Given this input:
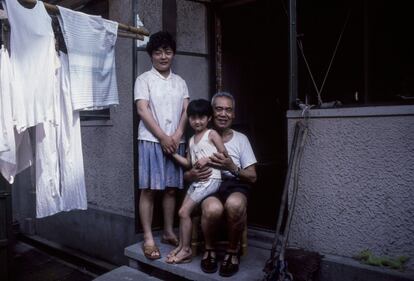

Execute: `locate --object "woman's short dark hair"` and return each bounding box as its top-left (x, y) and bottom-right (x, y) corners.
top-left (146, 31), bottom-right (176, 56)
top-left (187, 99), bottom-right (213, 118)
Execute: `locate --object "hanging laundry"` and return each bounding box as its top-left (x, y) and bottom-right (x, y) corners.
top-left (57, 6), bottom-right (119, 111)
top-left (0, 46), bottom-right (33, 184)
top-left (36, 52), bottom-right (87, 218)
top-left (0, 48), bottom-right (9, 153)
top-left (0, 46), bottom-right (12, 154)
top-left (0, 92), bottom-right (9, 153)
top-left (3, 0), bottom-right (57, 132)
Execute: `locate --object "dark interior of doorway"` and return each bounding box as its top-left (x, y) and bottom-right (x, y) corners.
top-left (219, 0), bottom-right (289, 230)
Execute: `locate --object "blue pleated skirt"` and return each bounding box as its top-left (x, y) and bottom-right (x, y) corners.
top-left (138, 140), bottom-right (185, 190)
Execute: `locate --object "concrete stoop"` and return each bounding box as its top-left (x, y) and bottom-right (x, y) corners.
top-left (124, 236), bottom-right (269, 281)
top-left (122, 231), bottom-right (414, 281)
top-left (93, 265), bottom-right (162, 281)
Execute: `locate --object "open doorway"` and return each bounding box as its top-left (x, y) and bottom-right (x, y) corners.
top-left (217, 0), bottom-right (289, 230)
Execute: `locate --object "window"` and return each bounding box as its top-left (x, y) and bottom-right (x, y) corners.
top-left (79, 109), bottom-right (110, 121)
top-left (297, 0), bottom-right (414, 106)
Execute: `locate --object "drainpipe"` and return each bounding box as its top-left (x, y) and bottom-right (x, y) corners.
top-left (288, 0), bottom-right (298, 109)
top-left (0, 18), bottom-right (12, 281)
top-left (132, 0), bottom-right (139, 232)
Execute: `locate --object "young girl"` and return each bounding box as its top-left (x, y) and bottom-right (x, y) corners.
top-left (166, 99), bottom-right (227, 264)
top-left (135, 31), bottom-right (189, 260)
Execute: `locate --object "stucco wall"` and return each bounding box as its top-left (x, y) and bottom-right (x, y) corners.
top-left (176, 0), bottom-right (208, 54)
top-left (287, 105), bottom-right (414, 270)
top-left (137, 0), bottom-right (162, 34)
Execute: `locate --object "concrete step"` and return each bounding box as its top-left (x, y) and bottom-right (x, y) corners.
top-left (125, 236), bottom-right (269, 281)
top-left (93, 266), bottom-right (162, 281)
top-left (124, 232), bottom-right (414, 281)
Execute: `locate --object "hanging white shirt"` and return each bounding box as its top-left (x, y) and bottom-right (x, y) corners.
top-left (134, 68), bottom-right (189, 143)
top-left (57, 6), bottom-right (119, 111)
top-left (35, 52), bottom-right (87, 218)
top-left (0, 46), bottom-right (33, 184)
top-left (4, 0), bottom-right (57, 132)
top-left (0, 47), bottom-right (10, 153)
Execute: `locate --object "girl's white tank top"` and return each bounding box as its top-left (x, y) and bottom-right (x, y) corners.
top-left (189, 129), bottom-right (221, 180)
top-left (4, 0), bottom-right (57, 132)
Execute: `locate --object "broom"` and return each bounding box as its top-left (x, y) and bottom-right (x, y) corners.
top-left (263, 121), bottom-right (308, 281)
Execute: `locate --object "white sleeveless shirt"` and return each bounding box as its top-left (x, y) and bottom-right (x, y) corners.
top-left (4, 0), bottom-right (57, 132)
top-left (189, 129), bottom-right (221, 180)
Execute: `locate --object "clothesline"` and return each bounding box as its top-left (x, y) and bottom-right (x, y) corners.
top-left (19, 0), bottom-right (150, 40)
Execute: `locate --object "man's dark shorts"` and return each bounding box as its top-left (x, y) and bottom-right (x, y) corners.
top-left (205, 178), bottom-right (251, 203)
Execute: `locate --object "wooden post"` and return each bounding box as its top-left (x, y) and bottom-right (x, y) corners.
top-left (18, 0), bottom-right (150, 38)
top-left (215, 12), bottom-right (223, 92)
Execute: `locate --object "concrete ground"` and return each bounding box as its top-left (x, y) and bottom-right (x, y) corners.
top-left (11, 242), bottom-right (96, 281)
top-left (9, 233), bottom-right (414, 281)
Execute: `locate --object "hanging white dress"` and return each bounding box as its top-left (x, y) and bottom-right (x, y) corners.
top-left (57, 52), bottom-right (87, 215)
top-left (0, 46), bottom-right (33, 184)
top-left (4, 0), bottom-right (57, 132)
top-left (57, 6), bottom-right (119, 111)
top-left (35, 52), bottom-right (87, 218)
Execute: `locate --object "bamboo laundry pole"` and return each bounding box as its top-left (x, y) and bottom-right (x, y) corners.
top-left (19, 0), bottom-right (150, 40)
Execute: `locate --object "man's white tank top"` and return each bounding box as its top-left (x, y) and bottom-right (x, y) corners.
top-left (4, 0), bottom-right (57, 132)
top-left (189, 129), bottom-right (221, 180)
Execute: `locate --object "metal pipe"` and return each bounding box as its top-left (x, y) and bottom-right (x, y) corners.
top-left (288, 0), bottom-right (298, 109)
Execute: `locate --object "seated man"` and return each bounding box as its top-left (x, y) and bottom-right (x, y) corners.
top-left (184, 92), bottom-right (257, 277)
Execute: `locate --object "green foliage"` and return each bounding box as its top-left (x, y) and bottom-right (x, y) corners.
top-left (354, 250), bottom-right (409, 271)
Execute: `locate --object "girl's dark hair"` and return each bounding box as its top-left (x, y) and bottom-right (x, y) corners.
top-left (146, 31), bottom-right (176, 56)
top-left (187, 99), bottom-right (213, 118)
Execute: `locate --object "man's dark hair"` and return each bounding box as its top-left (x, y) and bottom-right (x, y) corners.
top-left (187, 99), bottom-right (213, 118)
top-left (146, 31), bottom-right (176, 56)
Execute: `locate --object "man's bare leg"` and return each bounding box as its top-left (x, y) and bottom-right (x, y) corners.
top-left (224, 192), bottom-right (247, 261)
top-left (201, 196), bottom-right (224, 252)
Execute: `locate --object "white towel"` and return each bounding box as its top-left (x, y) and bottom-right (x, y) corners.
top-left (57, 6), bottom-right (119, 111)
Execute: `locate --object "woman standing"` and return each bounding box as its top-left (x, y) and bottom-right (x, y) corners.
top-left (134, 31), bottom-right (189, 260)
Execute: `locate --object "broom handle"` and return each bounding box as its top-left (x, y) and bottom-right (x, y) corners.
top-left (280, 123), bottom-right (307, 259)
top-left (269, 121), bottom-right (301, 258)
